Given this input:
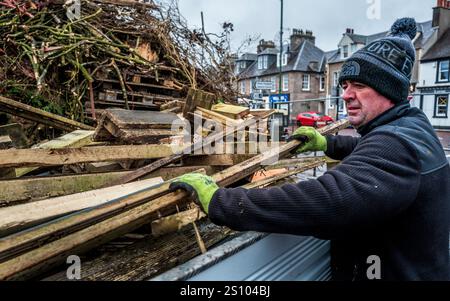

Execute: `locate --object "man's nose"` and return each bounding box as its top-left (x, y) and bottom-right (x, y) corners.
top-left (342, 87), bottom-right (355, 102)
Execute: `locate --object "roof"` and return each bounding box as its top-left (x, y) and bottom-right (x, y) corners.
top-left (415, 20), bottom-right (435, 48)
top-left (238, 40), bottom-right (326, 79)
top-left (258, 48), bottom-right (279, 56)
top-left (421, 28), bottom-right (450, 61)
top-left (327, 20), bottom-right (434, 64)
top-left (236, 53), bottom-right (257, 62)
top-left (348, 34), bottom-right (367, 44)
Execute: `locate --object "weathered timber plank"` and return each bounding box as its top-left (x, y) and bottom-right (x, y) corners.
top-left (151, 207), bottom-right (206, 237)
top-left (0, 144), bottom-right (186, 168)
top-left (15, 130), bottom-right (95, 177)
top-left (0, 177), bottom-right (164, 235)
top-left (103, 109), bottom-right (182, 130)
top-left (211, 103), bottom-right (249, 120)
top-left (0, 96), bottom-right (93, 132)
top-left (0, 166), bottom-right (217, 207)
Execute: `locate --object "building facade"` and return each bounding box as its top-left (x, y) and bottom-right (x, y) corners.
top-left (413, 0), bottom-right (450, 131)
top-left (235, 30), bottom-right (327, 122)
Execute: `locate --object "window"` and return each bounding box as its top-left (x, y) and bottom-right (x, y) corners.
top-left (277, 53), bottom-right (289, 67)
top-left (258, 57), bottom-right (263, 70)
top-left (249, 79), bottom-right (254, 94)
top-left (302, 74), bottom-right (310, 91)
top-left (437, 60), bottom-right (449, 82)
top-left (282, 53), bottom-right (288, 66)
top-left (333, 72), bottom-right (339, 87)
top-left (258, 56), bottom-right (268, 70)
top-left (271, 76), bottom-right (277, 92)
top-left (320, 76), bottom-right (325, 91)
top-left (343, 45), bottom-right (349, 58)
top-left (282, 74), bottom-right (289, 91)
top-left (434, 95), bottom-right (448, 118)
top-left (240, 81), bottom-right (246, 94)
top-left (351, 44), bottom-right (357, 53)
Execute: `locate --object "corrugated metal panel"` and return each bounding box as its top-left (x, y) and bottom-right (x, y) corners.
top-left (151, 232), bottom-right (330, 281)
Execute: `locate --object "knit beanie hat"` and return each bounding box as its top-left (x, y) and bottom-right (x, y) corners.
top-left (338, 18), bottom-right (417, 103)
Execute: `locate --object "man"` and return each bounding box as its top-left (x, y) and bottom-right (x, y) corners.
top-left (170, 18), bottom-right (450, 281)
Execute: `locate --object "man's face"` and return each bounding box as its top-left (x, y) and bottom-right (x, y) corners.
top-left (341, 80), bottom-right (395, 128)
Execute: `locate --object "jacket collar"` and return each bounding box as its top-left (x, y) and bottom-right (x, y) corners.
top-left (357, 101), bottom-right (411, 137)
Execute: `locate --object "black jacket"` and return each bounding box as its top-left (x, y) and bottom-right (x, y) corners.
top-left (209, 103), bottom-right (450, 281)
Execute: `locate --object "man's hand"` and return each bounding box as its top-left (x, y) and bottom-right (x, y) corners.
top-left (169, 173), bottom-right (219, 214)
top-left (290, 126), bottom-right (327, 154)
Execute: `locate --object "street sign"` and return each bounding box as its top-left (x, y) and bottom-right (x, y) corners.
top-left (269, 94), bottom-right (290, 103)
top-left (254, 81), bottom-right (275, 90)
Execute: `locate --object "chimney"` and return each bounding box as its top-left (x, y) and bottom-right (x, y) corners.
top-left (290, 29), bottom-right (316, 51)
top-left (257, 39), bottom-right (276, 54)
top-left (346, 28), bottom-right (354, 34)
top-left (433, 0), bottom-right (450, 38)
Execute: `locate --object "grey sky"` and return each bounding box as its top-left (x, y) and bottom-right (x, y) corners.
top-left (178, 0), bottom-right (436, 53)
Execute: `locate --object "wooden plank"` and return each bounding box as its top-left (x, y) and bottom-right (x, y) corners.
top-left (151, 207), bottom-right (206, 237)
top-left (211, 103), bottom-right (250, 120)
top-left (0, 171), bottom-right (131, 207)
top-left (0, 144), bottom-right (187, 168)
top-left (15, 130), bottom-right (95, 177)
top-left (0, 177), bottom-right (164, 235)
top-left (182, 88), bottom-right (196, 118)
top-left (0, 120), bottom-right (349, 280)
top-left (0, 166), bottom-right (215, 207)
top-left (160, 100), bottom-right (183, 111)
top-left (196, 107), bottom-right (239, 126)
top-left (0, 96), bottom-right (93, 132)
top-left (181, 154), bottom-right (256, 167)
top-left (102, 109), bottom-right (181, 130)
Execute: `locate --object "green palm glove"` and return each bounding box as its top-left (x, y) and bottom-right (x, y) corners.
top-left (290, 126), bottom-right (327, 153)
top-left (169, 173), bottom-right (219, 214)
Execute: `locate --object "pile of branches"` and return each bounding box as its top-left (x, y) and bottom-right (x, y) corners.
top-left (0, 0), bottom-right (240, 122)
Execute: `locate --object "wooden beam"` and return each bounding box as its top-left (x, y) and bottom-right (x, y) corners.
top-left (181, 154), bottom-right (255, 167)
top-left (0, 177), bottom-right (164, 235)
top-left (15, 130), bottom-right (95, 177)
top-left (196, 107), bottom-right (239, 126)
top-left (151, 207), bottom-right (206, 237)
top-left (0, 96), bottom-right (93, 132)
top-left (0, 166), bottom-right (215, 207)
top-left (211, 103), bottom-right (249, 120)
top-left (0, 144), bottom-right (187, 168)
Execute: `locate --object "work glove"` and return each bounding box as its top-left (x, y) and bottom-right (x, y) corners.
top-left (289, 126), bottom-right (327, 154)
top-left (169, 173), bottom-right (219, 214)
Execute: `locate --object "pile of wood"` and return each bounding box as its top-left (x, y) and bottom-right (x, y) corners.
top-left (0, 95), bottom-right (349, 279)
top-left (0, 0), bottom-right (239, 137)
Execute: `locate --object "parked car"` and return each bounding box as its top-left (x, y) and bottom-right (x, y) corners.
top-left (296, 112), bottom-right (334, 128)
